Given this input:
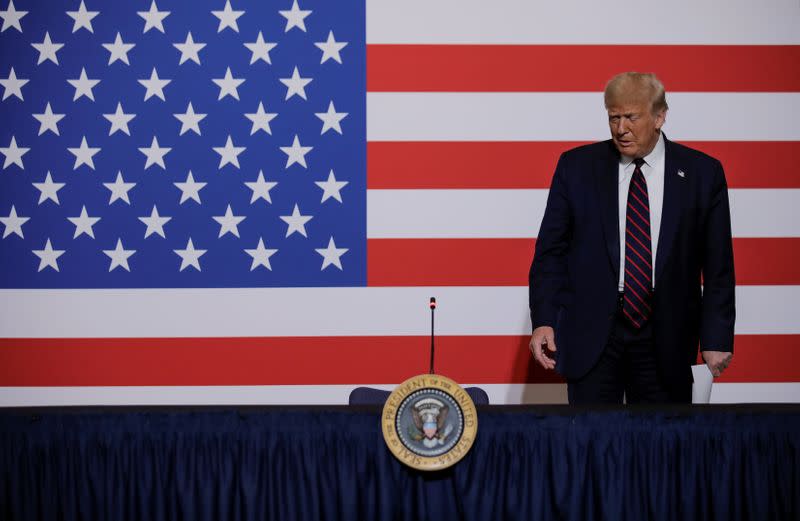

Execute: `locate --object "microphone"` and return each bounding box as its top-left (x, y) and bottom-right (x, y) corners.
top-left (429, 297), bottom-right (436, 374)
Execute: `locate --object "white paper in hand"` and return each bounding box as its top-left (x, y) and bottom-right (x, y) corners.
top-left (691, 364), bottom-right (714, 404)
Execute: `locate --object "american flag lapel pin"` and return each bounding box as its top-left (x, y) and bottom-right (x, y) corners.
top-left (678, 169), bottom-right (686, 178)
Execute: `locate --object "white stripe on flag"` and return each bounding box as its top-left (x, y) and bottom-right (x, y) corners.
top-left (366, 0), bottom-right (800, 45)
top-left (0, 384), bottom-right (564, 406)
top-left (367, 93), bottom-right (800, 141)
top-left (367, 189), bottom-right (800, 239)
top-left (367, 189), bottom-right (546, 239)
top-left (1, 383), bottom-right (797, 406)
top-left (1, 286), bottom-right (798, 337)
top-left (709, 383), bottom-right (800, 404)
top-left (729, 189), bottom-right (800, 238)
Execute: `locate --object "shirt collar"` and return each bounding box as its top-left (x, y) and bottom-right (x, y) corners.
top-left (620, 132), bottom-right (665, 169)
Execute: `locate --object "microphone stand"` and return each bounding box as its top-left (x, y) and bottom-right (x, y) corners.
top-left (429, 297), bottom-right (436, 374)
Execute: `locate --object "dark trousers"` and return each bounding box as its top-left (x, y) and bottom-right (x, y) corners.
top-left (567, 296), bottom-right (673, 405)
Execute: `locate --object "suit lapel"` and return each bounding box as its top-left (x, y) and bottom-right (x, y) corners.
top-left (655, 137), bottom-right (683, 284)
top-left (596, 142), bottom-right (621, 280)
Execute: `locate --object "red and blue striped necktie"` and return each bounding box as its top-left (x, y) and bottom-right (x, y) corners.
top-left (623, 158), bottom-right (653, 328)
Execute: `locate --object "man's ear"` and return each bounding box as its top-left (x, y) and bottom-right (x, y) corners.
top-left (655, 109), bottom-right (667, 131)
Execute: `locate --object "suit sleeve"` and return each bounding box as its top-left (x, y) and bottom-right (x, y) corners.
top-left (700, 159), bottom-right (736, 352)
top-left (529, 153), bottom-right (572, 330)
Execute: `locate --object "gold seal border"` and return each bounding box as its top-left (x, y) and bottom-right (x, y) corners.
top-left (381, 373), bottom-right (478, 471)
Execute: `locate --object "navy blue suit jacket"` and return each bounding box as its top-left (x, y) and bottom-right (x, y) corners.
top-left (528, 137), bottom-right (735, 399)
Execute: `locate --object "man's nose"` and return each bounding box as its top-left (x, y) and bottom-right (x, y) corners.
top-left (615, 119), bottom-right (628, 135)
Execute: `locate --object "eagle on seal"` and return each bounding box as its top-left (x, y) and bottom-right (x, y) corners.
top-left (408, 398), bottom-right (453, 446)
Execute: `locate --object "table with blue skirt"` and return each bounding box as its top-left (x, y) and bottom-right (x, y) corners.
top-left (1, 404), bottom-right (798, 521)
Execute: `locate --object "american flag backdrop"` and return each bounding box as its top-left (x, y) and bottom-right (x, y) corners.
top-left (0, 0), bottom-right (798, 405)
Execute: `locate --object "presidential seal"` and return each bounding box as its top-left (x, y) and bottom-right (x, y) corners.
top-left (382, 374), bottom-right (478, 471)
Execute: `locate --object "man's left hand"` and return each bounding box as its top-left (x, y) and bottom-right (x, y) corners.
top-left (702, 350), bottom-right (733, 377)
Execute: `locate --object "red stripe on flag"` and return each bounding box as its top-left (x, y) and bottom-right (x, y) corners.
top-left (699, 335), bottom-right (800, 383)
top-left (368, 238), bottom-right (536, 286)
top-left (437, 336), bottom-right (563, 384)
top-left (0, 336), bottom-right (559, 386)
top-left (367, 45), bottom-right (800, 92)
top-left (368, 142), bottom-right (800, 189)
top-left (734, 238), bottom-right (800, 285)
top-left (690, 142), bottom-right (800, 189)
top-left (367, 238), bottom-right (800, 286)
top-left (0, 337), bottom-right (429, 386)
top-left (1, 335), bottom-right (797, 386)
top-left (368, 142), bottom-right (570, 189)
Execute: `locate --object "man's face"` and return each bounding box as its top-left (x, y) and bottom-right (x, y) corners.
top-left (607, 100), bottom-right (666, 159)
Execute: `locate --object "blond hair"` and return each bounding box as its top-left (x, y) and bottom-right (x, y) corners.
top-left (604, 72), bottom-right (668, 114)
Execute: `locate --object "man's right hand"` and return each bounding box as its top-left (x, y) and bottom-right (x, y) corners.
top-left (529, 326), bottom-right (557, 370)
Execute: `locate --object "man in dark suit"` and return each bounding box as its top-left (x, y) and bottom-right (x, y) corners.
top-left (528, 72), bottom-right (735, 404)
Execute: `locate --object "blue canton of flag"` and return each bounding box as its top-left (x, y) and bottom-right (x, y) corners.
top-left (0, 0), bottom-right (366, 288)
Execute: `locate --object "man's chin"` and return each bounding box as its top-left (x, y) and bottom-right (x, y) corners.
top-left (614, 141), bottom-right (636, 157)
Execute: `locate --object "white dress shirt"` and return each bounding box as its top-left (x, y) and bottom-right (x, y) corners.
top-left (618, 132), bottom-right (665, 291)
